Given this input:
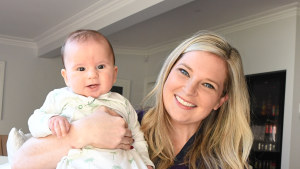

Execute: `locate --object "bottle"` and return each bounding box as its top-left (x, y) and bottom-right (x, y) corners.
top-left (261, 100), bottom-right (267, 116)
top-left (265, 123), bottom-right (270, 143)
top-left (258, 160), bottom-right (262, 169)
top-left (268, 123), bottom-right (273, 142)
top-left (271, 105), bottom-right (276, 120)
top-left (275, 105), bottom-right (280, 121)
top-left (257, 142), bottom-right (262, 151)
top-left (272, 124), bottom-right (277, 142)
top-left (270, 161), bottom-right (276, 169)
top-left (266, 95), bottom-right (272, 117)
top-left (266, 160), bottom-right (270, 169)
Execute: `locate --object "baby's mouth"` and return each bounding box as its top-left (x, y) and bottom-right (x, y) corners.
top-left (87, 84), bottom-right (99, 89)
top-left (175, 95), bottom-right (196, 107)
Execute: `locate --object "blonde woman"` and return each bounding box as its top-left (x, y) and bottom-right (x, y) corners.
top-left (141, 31), bottom-right (253, 169)
top-left (12, 31), bottom-right (252, 169)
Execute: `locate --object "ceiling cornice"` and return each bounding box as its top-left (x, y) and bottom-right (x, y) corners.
top-left (0, 35), bottom-right (36, 49)
top-left (1, 1), bottom-right (297, 58)
top-left (36, 0), bottom-right (166, 58)
top-left (0, 0), bottom-right (193, 58)
top-left (36, 0), bottom-right (193, 58)
top-left (114, 2), bottom-right (299, 57)
top-left (215, 2), bottom-right (299, 35)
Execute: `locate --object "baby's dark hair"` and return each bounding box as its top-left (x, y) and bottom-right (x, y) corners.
top-left (61, 29), bottom-right (115, 68)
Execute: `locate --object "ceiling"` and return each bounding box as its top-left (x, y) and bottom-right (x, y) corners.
top-left (108, 0), bottom-right (300, 49)
top-left (0, 0), bottom-right (299, 57)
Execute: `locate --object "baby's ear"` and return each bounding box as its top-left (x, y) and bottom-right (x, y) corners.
top-left (61, 69), bottom-right (69, 86)
top-left (113, 66), bottom-right (118, 83)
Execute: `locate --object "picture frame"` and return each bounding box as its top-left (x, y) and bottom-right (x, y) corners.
top-left (111, 79), bottom-right (131, 99)
top-left (0, 61), bottom-right (5, 120)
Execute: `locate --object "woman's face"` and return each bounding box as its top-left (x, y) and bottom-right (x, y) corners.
top-left (163, 51), bottom-right (228, 129)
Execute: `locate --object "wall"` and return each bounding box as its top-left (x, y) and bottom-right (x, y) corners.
top-left (114, 51), bottom-right (146, 108)
top-left (290, 13), bottom-right (300, 169)
top-left (223, 17), bottom-right (297, 169)
top-left (0, 43), bottom-right (64, 134)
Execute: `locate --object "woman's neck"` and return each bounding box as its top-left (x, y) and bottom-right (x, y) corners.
top-left (170, 122), bottom-right (199, 155)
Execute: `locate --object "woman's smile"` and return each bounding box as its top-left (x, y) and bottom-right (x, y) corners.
top-left (175, 95), bottom-right (196, 108)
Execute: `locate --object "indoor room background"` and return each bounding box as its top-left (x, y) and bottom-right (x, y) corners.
top-left (0, 1), bottom-right (300, 168)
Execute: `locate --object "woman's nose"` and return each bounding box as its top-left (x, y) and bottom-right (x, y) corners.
top-left (183, 80), bottom-right (197, 96)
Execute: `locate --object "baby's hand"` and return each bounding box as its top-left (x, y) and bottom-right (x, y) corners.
top-left (147, 165), bottom-right (153, 169)
top-left (48, 115), bottom-right (71, 137)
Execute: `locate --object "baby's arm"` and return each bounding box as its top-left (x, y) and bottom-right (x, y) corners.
top-left (125, 101), bottom-right (155, 168)
top-left (28, 90), bottom-right (60, 137)
top-left (48, 115), bottom-right (71, 137)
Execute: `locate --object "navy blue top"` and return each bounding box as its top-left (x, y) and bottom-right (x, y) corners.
top-left (137, 110), bottom-right (199, 169)
top-left (169, 130), bottom-right (197, 169)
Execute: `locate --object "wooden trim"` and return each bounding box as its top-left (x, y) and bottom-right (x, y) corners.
top-left (0, 135), bottom-right (8, 156)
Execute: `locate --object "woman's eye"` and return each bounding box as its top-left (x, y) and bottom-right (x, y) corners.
top-left (77, 67), bottom-right (85, 71)
top-left (203, 83), bottom-right (214, 89)
top-left (179, 68), bottom-right (189, 77)
top-left (97, 65), bottom-right (104, 69)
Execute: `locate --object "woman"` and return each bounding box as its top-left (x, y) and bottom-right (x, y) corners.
top-left (141, 31), bottom-right (253, 169)
top-left (12, 31), bottom-right (252, 169)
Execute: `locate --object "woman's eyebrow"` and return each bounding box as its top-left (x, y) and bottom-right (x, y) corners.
top-left (178, 63), bottom-right (193, 72)
top-left (178, 63), bottom-right (221, 88)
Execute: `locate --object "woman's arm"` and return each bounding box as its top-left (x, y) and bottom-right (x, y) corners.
top-left (11, 107), bottom-right (133, 169)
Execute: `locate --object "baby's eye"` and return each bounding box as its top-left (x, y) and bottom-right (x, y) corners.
top-left (97, 65), bottom-right (104, 69)
top-left (77, 67), bottom-right (85, 71)
top-left (203, 83), bottom-right (215, 89)
top-left (179, 68), bottom-right (189, 77)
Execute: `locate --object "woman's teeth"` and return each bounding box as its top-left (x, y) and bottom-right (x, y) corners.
top-left (175, 95), bottom-right (196, 107)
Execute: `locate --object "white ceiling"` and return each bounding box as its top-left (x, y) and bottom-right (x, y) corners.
top-left (0, 0), bottom-right (299, 57)
top-left (108, 0), bottom-right (300, 48)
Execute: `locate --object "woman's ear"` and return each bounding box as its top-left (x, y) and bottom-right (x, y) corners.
top-left (213, 94), bottom-right (229, 110)
top-left (61, 69), bottom-right (69, 86)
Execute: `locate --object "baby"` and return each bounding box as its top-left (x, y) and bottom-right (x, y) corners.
top-left (28, 29), bottom-right (154, 169)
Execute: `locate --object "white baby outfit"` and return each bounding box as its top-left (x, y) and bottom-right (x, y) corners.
top-left (28, 87), bottom-right (153, 169)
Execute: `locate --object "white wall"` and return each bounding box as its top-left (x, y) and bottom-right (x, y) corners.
top-left (114, 51), bottom-right (146, 108)
top-left (289, 14), bottom-right (300, 169)
top-left (0, 43), bottom-right (65, 134)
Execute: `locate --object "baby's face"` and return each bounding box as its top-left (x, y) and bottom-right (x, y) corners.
top-left (61, 39), bottom-right (117, 98)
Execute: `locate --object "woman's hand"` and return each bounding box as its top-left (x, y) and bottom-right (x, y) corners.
top-left (71, 106), bottom-right (134, 150)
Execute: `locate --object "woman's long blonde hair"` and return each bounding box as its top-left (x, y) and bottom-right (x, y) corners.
top-left (141, 31), bottom-right (253, 169)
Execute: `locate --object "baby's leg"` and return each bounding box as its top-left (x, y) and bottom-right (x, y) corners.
top-left (56, 148), bottom-right (148, 169)
top-left (6, 128), bottom-right (32, 164)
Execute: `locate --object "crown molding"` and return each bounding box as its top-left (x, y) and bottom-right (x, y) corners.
top-left (0, 1), bottom-right (298, 58)
top-left (35, 0), bottom-right (139, 47)
top-left (114, 2), bottom-right (299, 57)
top-left (0, 34), bottom-right (37, 49)
top-left (35, 0), bottom-right (193, 58)
top-left (214, 2), bottom-right (299, 34)
top-left (35, 0), bottom-right (171, 57)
